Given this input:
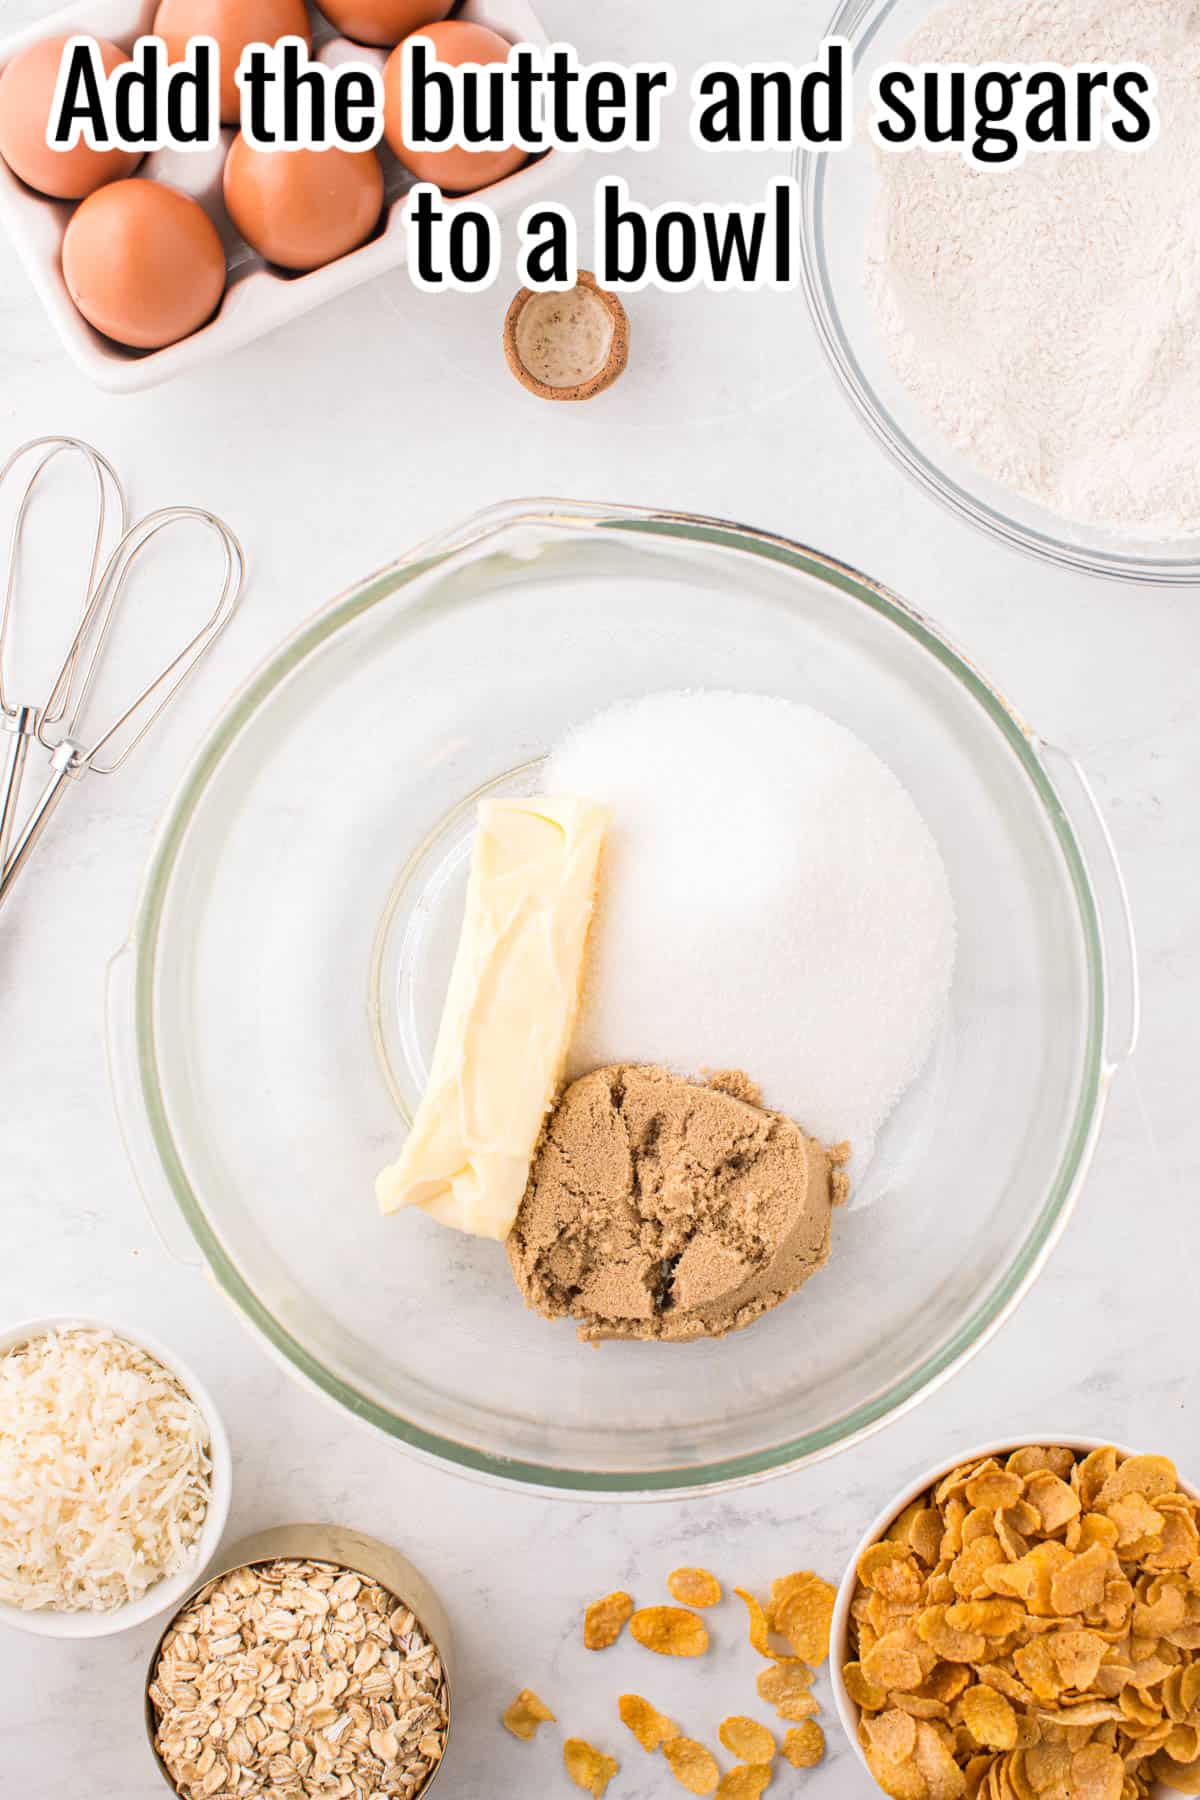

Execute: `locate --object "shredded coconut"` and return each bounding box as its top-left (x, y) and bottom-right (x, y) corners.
top-left (0, 1327), bottom-right (212, 1612)
top-left (867, 0), bottom-right (1200, 535)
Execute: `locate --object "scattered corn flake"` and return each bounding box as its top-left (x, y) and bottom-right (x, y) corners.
top-left (564, 1738), bottom-right (619, 1798)
top-left (502, 1687), bottom-right (556, 1740)
top-left (718, 1716), bottom-right (775, 1764)
top-left (629, 1605), bottom-right (709, 1657)
top-left (780, 1721), bottom-right (825, 1768)
top-left (735, 1588), bottom-right (778, 1660)
top-left (618, 1693), bottom-right (679, 1752)
top-left (584, 1590), bottom-right (634, 1650)
top-left (775, 1692), bottom-right (820, 1722)
top-left (663, 1735), bottom-right (721, 1794)
top-left (716, 1767), bottom-right (772, 1799)
top-left (769, 1570), bottom-right (820, 1620)
top-left (772, 1574), bottom-right (837, 1665)
top-left (756, 1661), bottom-right (814, 1706)
top-left (668, 1567), bottom-right (723, 1608)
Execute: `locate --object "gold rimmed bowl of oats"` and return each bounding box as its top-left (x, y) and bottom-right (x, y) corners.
top-left (145, 1525), bottom-right (453, 1800)
top-left (832, 1437), bottom-right (1200, 1800)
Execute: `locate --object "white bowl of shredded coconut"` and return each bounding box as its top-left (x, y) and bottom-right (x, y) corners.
top-left (0, 1317), bottom-right (231, 1637)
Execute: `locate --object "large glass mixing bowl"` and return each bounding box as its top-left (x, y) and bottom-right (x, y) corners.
top-left (107, 502), bottom-right (1137, 1497)
top-left (797, 0), bottom-right (1200, 585)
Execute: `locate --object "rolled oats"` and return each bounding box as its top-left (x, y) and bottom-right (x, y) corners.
top-left (149, 1560), bottom-right (448, 1800)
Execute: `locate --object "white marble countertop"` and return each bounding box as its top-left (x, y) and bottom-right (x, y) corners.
top-left (1, 1), bottom-right (1196, 1794)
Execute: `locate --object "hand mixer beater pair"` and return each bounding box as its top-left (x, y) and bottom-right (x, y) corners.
top-left (0, 436), bottom-right (245, 912)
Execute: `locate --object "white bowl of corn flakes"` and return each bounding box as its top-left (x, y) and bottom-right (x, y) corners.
top-left (832, 1438), bottom-right (1200, 1800)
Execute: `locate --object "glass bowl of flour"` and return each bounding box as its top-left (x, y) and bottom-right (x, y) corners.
top-left (797, 0), bottom-right (1200, 584)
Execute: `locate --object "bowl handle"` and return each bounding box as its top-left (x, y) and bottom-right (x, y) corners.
top-left (1037, 740), bottom-right (1140, 1072)
top-left (105, 941), bottom-right (205, 1269)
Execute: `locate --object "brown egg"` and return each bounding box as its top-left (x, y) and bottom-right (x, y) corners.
top-left (315, 0), bottom-right (452, 50)
top-left (383, 20), bottom-right (527, 192)
top-left (0, 35), bottom-right (142, 199)
top-left (223, 136), bottom-right (383, 270)
top-left (153, 0), bottom-right (311, 124)
top-left (62, 179), bottom-right (226, 349)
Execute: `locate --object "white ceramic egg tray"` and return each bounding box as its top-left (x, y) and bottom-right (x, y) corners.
top-left (0, 0), bottom-right (565, 391)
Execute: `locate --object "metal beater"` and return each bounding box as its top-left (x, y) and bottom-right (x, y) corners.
top-left (0, 437), bottom-right (246, 915)
top-left (0, 436), bottom-right (128, 871)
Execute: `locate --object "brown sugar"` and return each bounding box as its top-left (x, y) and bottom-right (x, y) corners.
top-left (507, 1065), bottom-right (849, 1343)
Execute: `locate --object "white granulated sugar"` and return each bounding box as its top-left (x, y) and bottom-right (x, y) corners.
top-left (868, 0), bottom-right (1200, 535)
top-left (547, 691), bottom-right (955, 1160)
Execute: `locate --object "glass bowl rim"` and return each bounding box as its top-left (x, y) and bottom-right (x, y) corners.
top-left (119, 498), bottom-right (1109, 1498)
top-left (794, 0), bottom-right (1200, 588)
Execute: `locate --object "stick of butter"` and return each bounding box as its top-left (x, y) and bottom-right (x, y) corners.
top-left (375, 794), bottom-right (609, 1239)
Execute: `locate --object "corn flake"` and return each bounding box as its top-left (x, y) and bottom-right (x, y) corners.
top-left (618, 1693), bottom-right (679, 1752)
top-left (864, 1710), bottom-right (917, 1763)
top-left (773, 1573), bottom-right (837, 1664)
top-left (1025, 1472), bottom-right (1081, 1536)
top-left (756, 1661), bottom-right (814, 1705)
top-left (716, 1768), bottom-right (772, 1799)
top-left (718, 1716), bottom-right (775, 1763)
top-left (563, 1738), bottom-right (618, 1798)
top-left (1098, 1454), bottom-right (1177, 1505)
top-left (774, 1692), bottom-right (820, 1722)
top-left (862, 1630), bottom-right (927, 1694)
top-left (780, 1720), bottom-right (825, 1768)
top-left (663, 1735), bottom-right (721, 1794)
top-left (912, 1720), bottom-right (965, 1800)
top-left (957, 1685), bottom-right (1018, 1751)
top-left (1046, 1627), bottom-right (1105, 1692)
top-left (734, 1588), bottom-right (796, 1662)
top-left (965, 1471), bottom-right (1025, 1512)
top-left (629, 1605), bottom-right (709, 1658)
top-left (584, 1591), bottom-right (634, 1650)
top-left (502, 1688), bottom-right (556, 1740)
top-left (668, 1567), bottom-right (723, 1608)
top-left (1069, 1742), bottom-right (1123, 1800)
top-left (842, 1660), bottom-right (888, 1712)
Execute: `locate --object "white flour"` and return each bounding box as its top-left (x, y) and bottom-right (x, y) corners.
top-left (867, 0), bottom-right (1200, 535)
